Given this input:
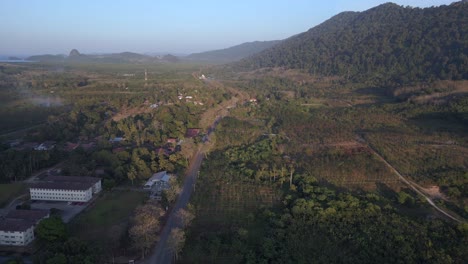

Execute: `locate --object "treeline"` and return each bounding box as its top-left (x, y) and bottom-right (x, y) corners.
top-left (182, 137), bottom-right (468, 263)
top-left (236, 2), bottom-right (468, 85)
top-left (242, 178), bottom-right (467, 263)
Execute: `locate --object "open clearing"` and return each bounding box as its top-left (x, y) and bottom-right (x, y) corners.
top-left (0, 183), bottom-right (26, 207)
top-left (70, 190), bottom-right (147, 245)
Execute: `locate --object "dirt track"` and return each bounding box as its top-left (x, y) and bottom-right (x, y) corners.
top-left (360, 136), bottom-right (463, 223)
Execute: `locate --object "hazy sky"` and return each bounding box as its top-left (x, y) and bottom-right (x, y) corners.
top-left (0, 0), bottom-right (456, 56)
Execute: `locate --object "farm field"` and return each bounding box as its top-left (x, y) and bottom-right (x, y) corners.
top-left (70, 190), bottom-right (147, 254)
top-left (0, 183), bottom-right (26, 207)
top-left (182, 168), bottom-right (281, 263)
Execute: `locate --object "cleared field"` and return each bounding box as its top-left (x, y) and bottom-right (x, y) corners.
top-left (298, 144), bottom-right (401, 190)
top-left (366, 132), bottom-right (468, 184)
top-left (183, 177), bottom-right (281, 264)
top-left (192, 181), bottom-right (280, 225)
top-left (0, 183), bottom-right (26, 207)
top-left (70, 190), bottom-right (147, 245)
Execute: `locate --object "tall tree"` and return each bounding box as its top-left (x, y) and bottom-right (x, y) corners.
top-left (127, 166), bottom-right (137, 185)
top-left (168, 228), bottom-right (185, 261)
top-left (35, 216), bottom-right (67, 243)
top-left (176, 208), bottom-right (195, 228)
top-left (129, 201), bottom-right (164, 259)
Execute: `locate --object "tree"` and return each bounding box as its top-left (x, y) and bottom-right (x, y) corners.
top-left (129, 201), bottom-right (164, 259)
top-left (162, 177), bottom-right (181, 205)
top-left (35, 216), bottom-right (67, 243)
top-left (168, 228), bottom-right (185, 261)
top-left (288, 163), bottom-right (296, 187)
top-left (127, 166), bottom-right (137, 185)
top-left (176, 208), bottom-right (195, 228)
top-left (45, 253), bottom-right (67, 264)
top-left (103, 178), bottom-right (116, 190)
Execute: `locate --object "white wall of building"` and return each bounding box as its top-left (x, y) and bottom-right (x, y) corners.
top-left (92, 181), bottom-right (102, 194)
top-left (0, 227), bottom-right (34, 246)
top-left (30, 187), bottom-right (93, 202)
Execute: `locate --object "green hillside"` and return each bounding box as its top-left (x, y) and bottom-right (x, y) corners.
top-left (236, 2), bottom-right (468, 84)
top-left (186, 40), bottom-right (281, 63)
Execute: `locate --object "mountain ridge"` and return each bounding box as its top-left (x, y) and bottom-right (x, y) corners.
top-left (186, 40), bottom-right (281, 63)
top-left (26, 50), bottom-right (179, 64)
top-left (235, 2), bottom-right (468, 84)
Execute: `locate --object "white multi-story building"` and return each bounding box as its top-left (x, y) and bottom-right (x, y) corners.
top-left (0, 210), bottom-right (49, 246)
top-left (30, 176), bottom-right (101, 202)
top-left (0, 220), bottom-right (35, 246)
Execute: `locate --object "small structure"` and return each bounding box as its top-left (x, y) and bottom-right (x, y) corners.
top-left (80, 142), bottom-right (96, 151)
top-left (63, 142), bottom-right (80, 152)
top-left (34, 141), bottom-right (56, 151)
top-left (0, 210), bottom-right (49, 246)
top-left (30, 176), bottom-right (102, 202)
top-left (5, 139), bottom-right (22, 148)
top-left (144, 171), bottom-right (171, 189)
top-left (109, 137), bottom-right (125, 143)
top-left (185, 128), bottom-right (201, 138)
top-left (167, 138), bottom-right (177, 144)
top-left (112, 147), bottom-right (126, 153)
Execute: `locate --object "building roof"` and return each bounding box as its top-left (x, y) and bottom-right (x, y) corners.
top-left (5, 210), bottom-right (49, 222)
top-left (161, 174), bottom-right (171, 183)
top-left (167, 138), bottom-right (177, 143)
top-left (64, 142), bottom-right (80, 152)
top-left (31, 181), bottom-right (94, 191)
top-left (148, 171), bottom-right (167, 182)
top-left (0, 219), bottom-right (34, 232)
top-left (31, 176), bottom-right (101, 191)
top-left (43, 176), bottom-right (101, 184)
top-left (185, 128), bottom-right (201, 138)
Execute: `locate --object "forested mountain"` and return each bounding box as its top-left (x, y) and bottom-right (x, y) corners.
top-left (186, 40), bottom-right (281, 63)
top-left (236, 2), bottom-right (468, 84)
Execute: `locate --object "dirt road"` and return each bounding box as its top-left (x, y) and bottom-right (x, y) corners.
top-left (361, 137), bottom-right (463, 223)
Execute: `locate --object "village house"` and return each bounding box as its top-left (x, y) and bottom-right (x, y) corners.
top-left (185, 128), bottom-right (201, 138)
top-left (144, 171), bottom-right (171, 189)
top-left (34, 141), bottom-right (56, 151)
top-left (109, 137), bottom-right (125, 143)
top-left (166, 138), bottom-right (177, 144)
top-left (63, 142), bottom-right (80, 152)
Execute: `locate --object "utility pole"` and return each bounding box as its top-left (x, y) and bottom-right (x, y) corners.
top-left (145, 69), bottom-right (148, 81)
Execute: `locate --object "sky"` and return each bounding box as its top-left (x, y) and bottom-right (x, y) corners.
top-left (0, 0), bottom-right (457, 56)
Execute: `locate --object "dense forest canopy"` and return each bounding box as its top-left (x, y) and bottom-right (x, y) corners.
top-left (186, 40), bottom-right (281, 63)
top-left (236, 2), bottom-right (468, 85)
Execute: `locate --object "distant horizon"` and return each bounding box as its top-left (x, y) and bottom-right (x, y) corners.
top-left (0, 0), bottom-right (457, 56)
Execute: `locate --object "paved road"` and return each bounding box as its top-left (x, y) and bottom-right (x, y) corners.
top-left (145, 149), bottom-right (204, 264)
top-left (144, 79), bottom-right (247, 263)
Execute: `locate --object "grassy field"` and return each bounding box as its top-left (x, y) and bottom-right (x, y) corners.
top-left (0, 183), bottom-right (26, 207)
top-left (70, 190), bottom-right (147, 247)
